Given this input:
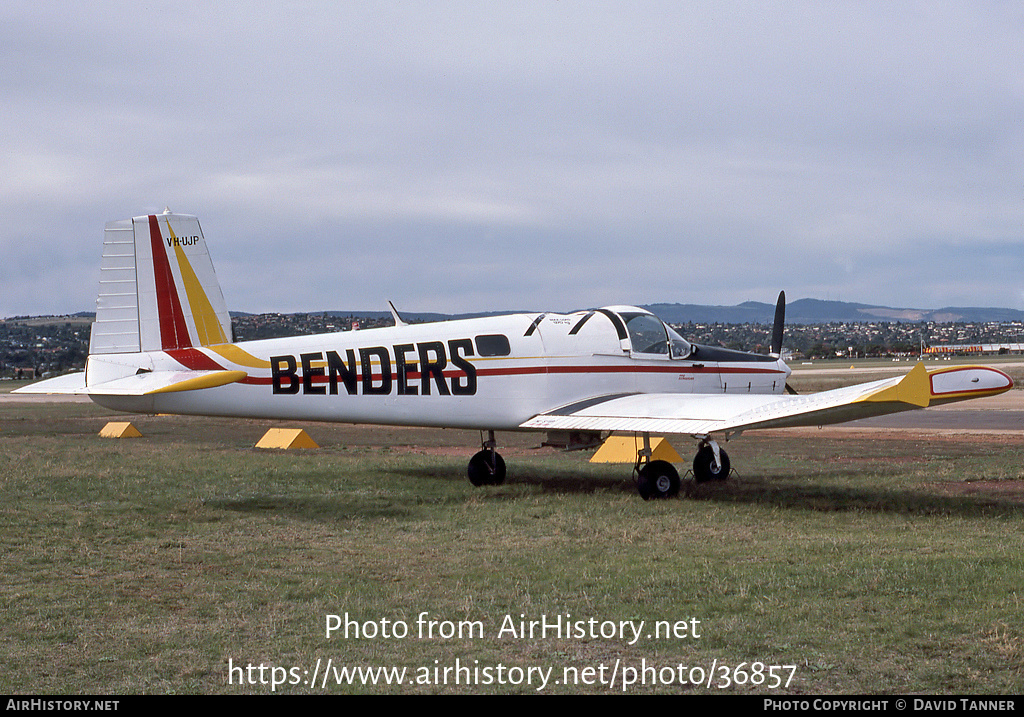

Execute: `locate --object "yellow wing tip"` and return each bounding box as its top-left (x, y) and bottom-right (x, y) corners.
top-left (862, 362), bottom-right (1013, 408)
top-left (862, 361), bottom-right (931, 407)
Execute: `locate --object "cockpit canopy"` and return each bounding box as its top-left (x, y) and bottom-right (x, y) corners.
top-left (611, 308), bottom-right (692, 359)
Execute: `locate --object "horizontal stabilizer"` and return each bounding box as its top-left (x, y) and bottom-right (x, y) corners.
top-left (13, 369), bottom-right (247, 397)
top-left (12, 372), bottom-right (89, 395)
top-left (86, 370), bottom-right (248, 396)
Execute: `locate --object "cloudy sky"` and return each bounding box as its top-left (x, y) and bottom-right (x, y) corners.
top-left (2, 1), bottom-right (1022, 318)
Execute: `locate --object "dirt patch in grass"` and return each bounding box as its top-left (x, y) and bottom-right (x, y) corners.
top-left (934, 479), bottom-right (1024, 502)
top-left (772, 426), bottom-right (1024, 442)
top-left (754, 426), bottom-right (1024, 504)
top-left (410, 446), bottom-right (560, 460)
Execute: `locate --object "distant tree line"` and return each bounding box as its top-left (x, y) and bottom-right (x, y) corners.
top-left (3, 314), bottom-right (1021, 379)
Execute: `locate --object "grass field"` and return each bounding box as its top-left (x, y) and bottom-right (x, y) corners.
top-left (2, 397), bottom-right (1023, 694)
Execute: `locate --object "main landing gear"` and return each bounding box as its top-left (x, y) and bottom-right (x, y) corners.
top-left (692, 439), bottom-right (731, 484)
top-left (630, 432), bottom-right (677, 500)
top-left (636, 459), bottom-right (681, 500)
top-left (464, 431), bottom-right (730, 500)
top-left (634, 435), bottom-right (730, 500)
top-left (467, 430), bottom-right (506, 486)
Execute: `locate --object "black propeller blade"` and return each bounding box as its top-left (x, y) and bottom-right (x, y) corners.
top-left (771, 290), bottom-right (785, 357)
top-left (770, 290), bottom-right (798, 394)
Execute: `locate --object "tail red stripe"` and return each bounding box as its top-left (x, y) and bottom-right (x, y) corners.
top-left (148, 215), bottom-right (193, 350)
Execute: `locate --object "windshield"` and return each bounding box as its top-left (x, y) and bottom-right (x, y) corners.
top-left (666, 324), bottom-right (692, 359)
top-left (620, 311), bottom-right (691, 358)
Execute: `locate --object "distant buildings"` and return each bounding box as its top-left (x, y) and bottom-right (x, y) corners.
top-left (3, 313), bottom-right (1022, 379)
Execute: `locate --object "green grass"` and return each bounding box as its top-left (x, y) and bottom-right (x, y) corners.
top-left (2, 401), bottom-right (1022, 694)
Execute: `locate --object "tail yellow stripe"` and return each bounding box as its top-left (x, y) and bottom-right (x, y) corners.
top-left (166, 220), bottom-right (228, 346)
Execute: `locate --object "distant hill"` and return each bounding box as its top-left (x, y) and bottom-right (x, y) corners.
top-left (315, 300), bottom-right (1024, 325)
top-left (643, 300), bottom-right (1024, 325)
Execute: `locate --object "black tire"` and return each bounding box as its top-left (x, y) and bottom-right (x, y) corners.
top-left (693, 445), bottom-right (730, 483)
top-left (637, 460), bottom-right (680, 500)
top-left (468, 450), bottom-right (506, 486)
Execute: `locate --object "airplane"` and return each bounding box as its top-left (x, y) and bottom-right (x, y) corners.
top-left (17, 210), bottom-right (1014, 499)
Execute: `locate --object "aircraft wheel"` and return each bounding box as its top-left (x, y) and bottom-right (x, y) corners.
top-left (693, 446), bottom-right (730, 483)
top-left (637, 460), bottom-right (680, 500)
top-left (468, 450), bottom-right (506, 486)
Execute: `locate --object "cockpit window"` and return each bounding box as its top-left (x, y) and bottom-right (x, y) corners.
top-left (621, 311), bottom-right (691, 358)
top-left (622, 312), bottom-right (669, 355)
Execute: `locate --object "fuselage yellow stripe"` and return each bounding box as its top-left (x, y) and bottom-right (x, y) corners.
top-left (207, 343), bottom-right (272, 369)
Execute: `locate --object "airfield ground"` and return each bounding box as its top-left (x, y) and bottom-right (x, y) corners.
top-left (2, 358), bottom-right (1023, 694)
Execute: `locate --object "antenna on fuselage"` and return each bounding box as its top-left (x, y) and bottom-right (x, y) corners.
top-left (388, 300), bottom-right (409, 327)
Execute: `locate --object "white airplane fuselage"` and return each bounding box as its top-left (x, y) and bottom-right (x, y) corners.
top-left (85, 308), bottom-right (790, 431)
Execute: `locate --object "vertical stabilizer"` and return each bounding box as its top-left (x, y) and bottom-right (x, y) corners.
top-left (89, 211), bottom-right (231, 354)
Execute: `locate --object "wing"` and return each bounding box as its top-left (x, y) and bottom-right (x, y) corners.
top-left (521, 363), bottom-right (1012, 437)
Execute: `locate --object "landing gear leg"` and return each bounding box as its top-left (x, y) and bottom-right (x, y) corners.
top-left (468, 430), bottom-right (506, 486)
top-left (634, 432), bottom-right (680, 500)
top-left (693, 438), bottom-right (730, 483)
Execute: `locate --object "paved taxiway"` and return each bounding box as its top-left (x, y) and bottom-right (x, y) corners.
top-left (844, 393), bottom-right (1023, 431)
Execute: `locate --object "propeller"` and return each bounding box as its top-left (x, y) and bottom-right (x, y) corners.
top-left (770, 290), bottom-right (785, 357)
top-left (771, 291), bottom-right (799, 394)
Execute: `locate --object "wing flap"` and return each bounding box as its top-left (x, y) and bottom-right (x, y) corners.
top-left (521, 363), bottom-right (1012, 436)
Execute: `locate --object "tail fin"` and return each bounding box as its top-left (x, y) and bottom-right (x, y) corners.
top-left (89, 210), bottom-right (232, 354)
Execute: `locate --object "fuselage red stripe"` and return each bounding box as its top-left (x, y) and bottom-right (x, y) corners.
top-left (479, 365), bottom-right (784, 376)
top-left (231, 362), bottom-right (785, 385)
top-left (167, 347), bottom-right (227, 371)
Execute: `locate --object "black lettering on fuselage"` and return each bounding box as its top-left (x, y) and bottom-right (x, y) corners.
top-left (326, 349), bottom-right (358, 395)
top-left (271, 355), bottom-right (300, 394)
top-left (394, 343), bottom-right (418, 395)
top-left (418, 341), bottom-right (450, 396)
top-left (301, 352), bottom-right (325, 395)
top-left (270, 339), bottom-right (480, 397)
top-left (448, 339), bottom-right (476, 396)
top-left (360, 346), bottom-right (392, 395)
